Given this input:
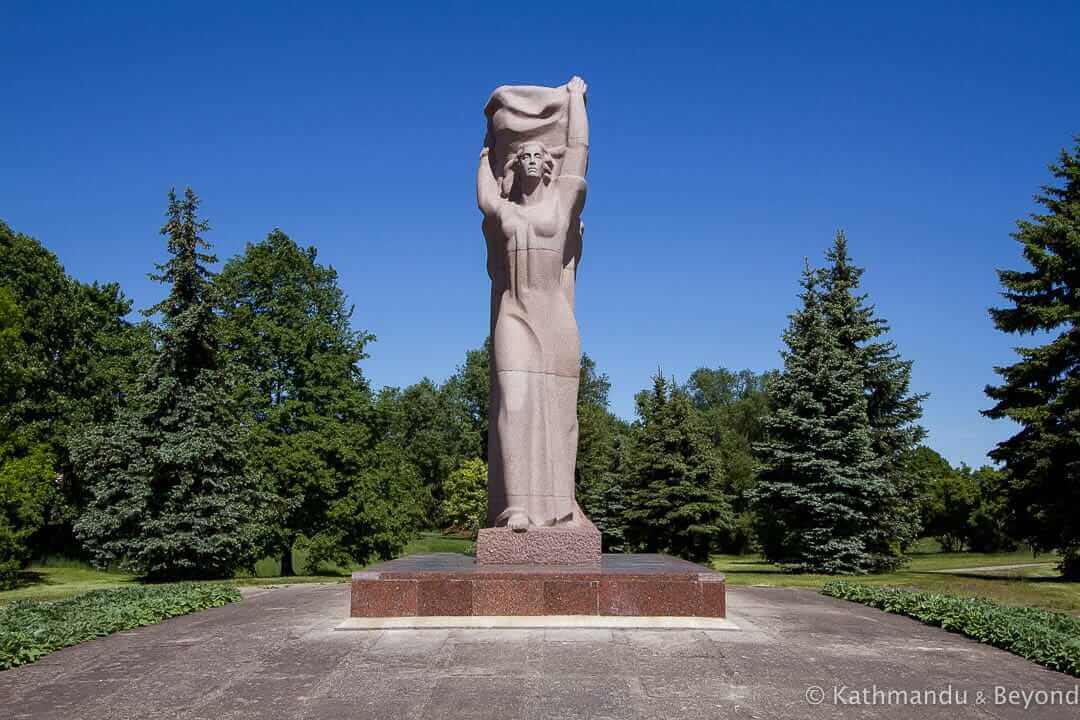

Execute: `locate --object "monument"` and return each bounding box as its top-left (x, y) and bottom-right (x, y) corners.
top-left (474, 75), bottom-right (602, 565)
top-left (350, 77), bottom-right (725, 621)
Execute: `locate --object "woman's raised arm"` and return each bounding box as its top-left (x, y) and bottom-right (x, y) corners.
top-left (477, 146), bottom-right (500, 216)
top-left (562, 76), bottom-right (589, 179)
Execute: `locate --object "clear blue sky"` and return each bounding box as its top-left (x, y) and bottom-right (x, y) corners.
top-left (3, 1), bottom-right (1077, 467)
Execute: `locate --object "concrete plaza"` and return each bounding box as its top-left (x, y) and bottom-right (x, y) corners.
top-left (2, 583), bottom-right (1077, 719)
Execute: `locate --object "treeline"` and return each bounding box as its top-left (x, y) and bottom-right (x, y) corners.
top-left (2, 138), bottom-right (1078, 583)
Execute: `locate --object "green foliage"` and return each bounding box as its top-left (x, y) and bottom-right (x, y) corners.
top-left (375, 381), bottom-right (461, 525)
top-left (684, 367), bottom-right (774, 553)
top-left (0, 583), bottom-right (240, 669)
top-left (0, 288), bottom-right (54, 585)
top-left (303, 442), bottom-right (426, 569)
top-left (901, 446), bottom-right (1016, 553)
top-left (962, 465), bottom-right (1017, 553)
top-left (625, 373), bottom-right (732, 562)
top-left (921, 456), bottom-right (979, 552)
top-left (752, 263), bottom-right (888, 573)
top-left (575, 355), bottom-right (632, 551)
top-left (441, 458), bottom-right (487, 534)
top-left (0, 444), bottom-right (53, 588)
top-left (821, 581), bottom-right (1080, 677)
top-left (985, 137), bottom-right (1080, 579)
top-left (0, 221), bottom-right (144, 552)
top-left (73, 189), bottom-right (271, 580)
top-left (441, 338), bottom-right (490, 460)
top-left (215, 229), bottom-right (374, 574)
top-left (372, 339), bottom-right (489, 527)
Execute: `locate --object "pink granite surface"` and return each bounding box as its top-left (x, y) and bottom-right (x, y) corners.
top-left (475, 525), bottom-right (601, 565)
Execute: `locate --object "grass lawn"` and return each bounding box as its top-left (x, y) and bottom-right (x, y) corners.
top-left (0, 560), bottom-right (137, 604)
top-left (712, 547), bottom-right (1080, 615)
top-left (249, 531), bottom-right (474, 579)
top-left (1, 531), bottom-right (475, 605)
top-left (9, 535), bottom-right (1076, 617)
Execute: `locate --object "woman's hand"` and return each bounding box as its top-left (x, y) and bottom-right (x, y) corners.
top-left (566, 76), bottom-right (587, 95)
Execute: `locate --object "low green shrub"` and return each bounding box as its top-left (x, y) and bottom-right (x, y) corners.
top-left (821, 581), bottom-right (1080, 677)
top-left (0, 583), bottom-right (240, 670)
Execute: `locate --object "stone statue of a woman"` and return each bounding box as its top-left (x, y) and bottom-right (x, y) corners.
top-left (477, 76), bottom-right (591, 532)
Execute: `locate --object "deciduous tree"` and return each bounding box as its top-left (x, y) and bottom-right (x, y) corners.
top-left (216, 229), bottom-right (373, 575)
top-left (441, 458), bottom-right (487, 535)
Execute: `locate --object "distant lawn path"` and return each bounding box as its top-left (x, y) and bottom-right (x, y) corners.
top-left (929, 562), bottom-right (1055, 574)
top-left (711, 548), bottom-right (1080, 615)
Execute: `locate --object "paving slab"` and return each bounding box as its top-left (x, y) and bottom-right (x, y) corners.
top-left (2, 582), bottom-right (1078, 719)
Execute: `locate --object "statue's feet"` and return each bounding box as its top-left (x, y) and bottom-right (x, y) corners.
top-left (506, 511), bottom-right (529, 533)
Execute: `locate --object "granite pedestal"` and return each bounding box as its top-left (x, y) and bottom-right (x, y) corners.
top-left (350, 553), bottom-right (726, 618)
top-left (475, 524), bottom-right (602, 565)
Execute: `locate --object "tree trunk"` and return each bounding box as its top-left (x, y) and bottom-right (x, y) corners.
top-left (1061, 552), bottom-right (1080, 581)
top-left (281, 543), bottom-right (295, 577)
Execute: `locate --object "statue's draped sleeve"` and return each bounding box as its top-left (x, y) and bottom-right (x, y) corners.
top-left (484, 85), bottom-right (571, 181)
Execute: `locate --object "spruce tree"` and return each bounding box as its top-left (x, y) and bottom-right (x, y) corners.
top-left (820, 231), bottom-right (927, 561)
top-left (625, 373), bottom-right (732, 562)
top-left (985, 138), bottom-right (1080, 579)
top-left (216, 229), bottom-right (373, 575)
top-left (752, 265), bottom-right (886, 573)
top-left (73, 189), bottom-right (269, 580)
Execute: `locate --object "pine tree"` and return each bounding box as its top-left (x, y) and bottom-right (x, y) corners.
top-left (985, 138), bottom-right (1080, 579)
top-left (216, 229), bottom-right (374, 575)
top-left (625, 372), bottom-right (732, 562)
top-left (820, 231), bottom-right (927, 562)
top-left (752, 264), bottom-right (887, 574)
top-left (73, 189), bottom-right (270, 580)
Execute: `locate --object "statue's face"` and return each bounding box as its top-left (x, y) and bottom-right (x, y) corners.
top-left (517, 143), bottom-right (544, 178)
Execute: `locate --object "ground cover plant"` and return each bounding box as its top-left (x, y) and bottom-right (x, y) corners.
top-left (0, 583), bottom-right (240, 670)
top-left (821, 581), bottom-right (1080, 676)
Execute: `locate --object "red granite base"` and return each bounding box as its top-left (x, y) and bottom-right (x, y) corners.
top-left (350, 553), bottom-right (726, 618)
